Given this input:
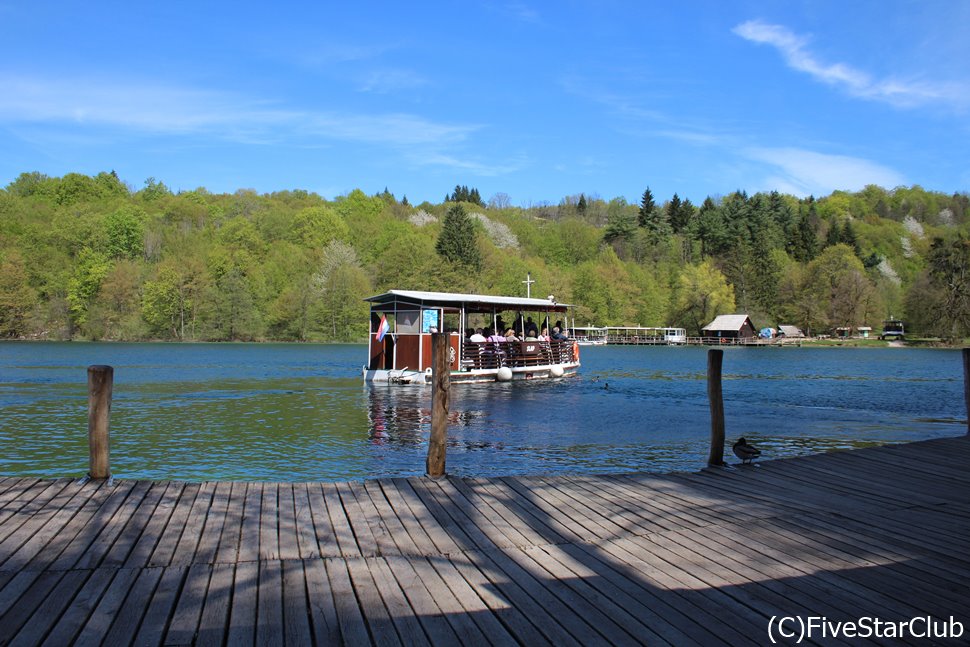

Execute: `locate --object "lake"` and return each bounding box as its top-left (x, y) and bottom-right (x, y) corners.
top-left (0, 342), bottom-right (964, 481)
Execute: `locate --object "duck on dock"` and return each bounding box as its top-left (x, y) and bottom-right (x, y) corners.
top-left (732, 437), bottom-right (761, 464)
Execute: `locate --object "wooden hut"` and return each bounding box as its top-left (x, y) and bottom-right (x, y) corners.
top-left (701, 314), bottom-right (757, 339)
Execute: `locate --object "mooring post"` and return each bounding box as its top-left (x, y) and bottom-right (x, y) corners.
top-left (87, 365), bottom-right (113, 479)
top-left (963, 348), bottom-right (970, 436)
top-left (707, 349), bottom-right (726, 466)
top-left (426, 334), bottom-right (450, 478)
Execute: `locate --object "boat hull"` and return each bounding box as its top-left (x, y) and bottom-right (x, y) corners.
top-left (364, 361), bottom-right (580, 385)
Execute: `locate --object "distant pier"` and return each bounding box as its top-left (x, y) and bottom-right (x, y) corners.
top-left (1, 436), bottom-right (967, 645)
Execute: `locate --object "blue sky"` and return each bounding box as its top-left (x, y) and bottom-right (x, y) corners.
top-left (1, 1), bottom-right (968, 206)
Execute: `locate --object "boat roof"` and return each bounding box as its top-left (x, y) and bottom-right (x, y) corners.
top-left (365, 289), bottom-right (571, 313)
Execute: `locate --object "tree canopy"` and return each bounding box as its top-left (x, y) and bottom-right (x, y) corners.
top-left (0, 171), bottom-right (967, 341)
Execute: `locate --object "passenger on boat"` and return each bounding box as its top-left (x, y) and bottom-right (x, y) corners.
top-left (525, 317), bottom-right (539, 338)
top-left (487, 328), bottom-right (506, 342)
top-left (551, 326), bottom-right (568, 341)
top-left (469, 328), bottom-right (487, 343)
top-left (539, 327), bottom-right (550, 341)
top-left (505, 328), bottom-right (520, 342)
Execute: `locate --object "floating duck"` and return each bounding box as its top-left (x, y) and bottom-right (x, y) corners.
top-left (732, 437), bottom-right (762, 464)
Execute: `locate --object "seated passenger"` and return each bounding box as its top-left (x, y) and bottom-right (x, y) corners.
top-left (538, 327), bottom-right (550, 341)
top-left (469, 328), bottom-right (487, 343)
top-left (505, 328), bottom-right (520, 342)
top-left (551, 326), bottom-right (568, 341)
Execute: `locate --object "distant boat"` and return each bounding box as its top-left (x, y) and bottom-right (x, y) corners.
top-left (363, 290), bottom-right (581, 384)
top-left (568, 326), bottom-right (608, 346)
top-left (880, 318), bottom-right (905, 340)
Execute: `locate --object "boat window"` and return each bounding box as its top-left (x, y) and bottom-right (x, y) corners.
top-left (396, 310), bottom-right (420, 334)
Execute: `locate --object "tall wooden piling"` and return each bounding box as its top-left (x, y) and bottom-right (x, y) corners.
top-left (964, 348), bottom-right (970, 436)
top-left (707, 349), bottom-right (726, 466)
top-left (87, 365), bottom-right (113, 479)
top-left (426, 334), bottom-right (450, 478)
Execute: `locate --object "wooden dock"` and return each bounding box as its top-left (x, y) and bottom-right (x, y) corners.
top-left (1, 436), bottom-right (967, 646)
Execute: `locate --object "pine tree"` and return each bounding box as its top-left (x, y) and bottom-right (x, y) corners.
top-left (435, 204), bottom-right (481, 270)
top-left (577, 193), bottom-right (588, 215)
top-left (638, 188), bottom-right (656, 228)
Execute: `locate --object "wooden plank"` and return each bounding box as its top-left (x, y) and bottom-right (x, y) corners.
top-left (5, 570), bottom-right (90, 647)
top-left (416, 557), bottom-right (518, 647)
top-left (277, 484), bottom-right (301, 561)
top-left (0, 570), bottom-right (65, 639)
top-left (345, 555), bottom-right (402, 645)
top-left (215, 481), bottom-right (246, 564)
top-left (259, 483), bottom-right (280, 562)
top-left (100, 567), bottom-right (164, 646)
top-left (383, 554), bottom-right (461, 645)
top-left (256, 559), bottom-right (284, 647)
top-left (147, 482), bottom-right (201, 568)
top-left (0, 479), bottom-right (54, 533)
top-left (123, 482), bottom-right (182, 569)
top-left (72, 567), bottom-right (141, 646)
top-left (381, 478), bottom-right (463, 556)
top-left (237, 482), bottom-right (263, 564)
top-left (101, 480), bottom-right (169, 567)
top-left (194, 480), bottom-right (233, 565)
top-left (164, 562), bottom-right (212, 645)
top-left (360, 479), bottom-right (421, 555)
top-left (281, 559), bottom-right (313, 646)
top-left (321, 482), bottom-right (361, 558)
top-left (335, 481), bottom-right (382, 557)
top-left (195, 563), bottom-right (234, 647)
top-left (444, 552), bottom-right (556, 647)
top-left (303, 558), bottom-right (341, 646)
top-left (366, 556), bottom-right (432, 646)
top-left (74, 480), bottom-right (153, 570)
top-left (305, 482), bottom-right (342, 558)
top-left (171, 481), bottom-right (217, 565)
top-left (2, 480), bottom-right (105, 571)
top-left (290, 482), bottom-right (320, 559)
top-left (33, 568), bottom-right (115, 646)
top-left (47, 480), bottom-right (137, 571)
top-left (325, 557), bottom-right (372, 645)
top-left (347, 480), bottom-right (397, 556)
top-left (129, 566), bottom-right (188, 647)
top-left (226, 561), bottom-right (258, 646)
top-left (0, 480), bottom-right (72, 551)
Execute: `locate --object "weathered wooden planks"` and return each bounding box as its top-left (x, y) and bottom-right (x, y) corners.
top-left (0, 435), bottom-right (966, 645)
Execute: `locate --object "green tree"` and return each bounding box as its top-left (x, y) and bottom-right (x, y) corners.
top-left (66, 248), bottom-right (112, 330)
top-left (637, 188), bottom-right (656, 228)
top-left (671, 260), bottom-right (736, 334)
top-left (104, 207), bottom-right (145, 259)
top-left (0, 250), bottom-right (38, 337)
top-left (435, 204), bottom-right (481, 270)
top-left (922, 234), bottom-right (970, 340)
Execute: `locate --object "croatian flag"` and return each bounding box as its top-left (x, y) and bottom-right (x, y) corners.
top-left (376, 314), bottom-right (390, 341)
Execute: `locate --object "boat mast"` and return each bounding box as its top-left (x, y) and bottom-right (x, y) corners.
top-left (522, 272), bottom-right (535, 299)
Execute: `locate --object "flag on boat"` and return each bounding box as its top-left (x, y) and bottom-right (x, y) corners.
top-left (376, 314), bottom-right (390, 341)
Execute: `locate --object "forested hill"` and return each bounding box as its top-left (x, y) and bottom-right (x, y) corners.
top-left (1, 172), bottom-right (968, 342)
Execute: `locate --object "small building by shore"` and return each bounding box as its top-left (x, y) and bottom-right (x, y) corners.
top-left (702, 314), bottom-right (757, 339)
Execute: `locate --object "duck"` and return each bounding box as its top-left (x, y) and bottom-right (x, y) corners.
top-left (732, 437), bottom-right (761, 464)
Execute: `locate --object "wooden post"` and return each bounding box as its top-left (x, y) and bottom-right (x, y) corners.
top-left (426, 334), bottom-right (450, 478)
top-left (964, 348), bottom-right (970, 436)
top-left (707, 349), bottom-right (726, 467)
top-left (87, 365), bottom-right (113, 479)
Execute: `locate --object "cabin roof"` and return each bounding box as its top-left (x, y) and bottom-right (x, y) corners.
top-left (364, 289), bottom-right (571, 312)
top-left (778, 325), bottom-right (804, 337)
top-left (702, 314), bottom-right (754, 332)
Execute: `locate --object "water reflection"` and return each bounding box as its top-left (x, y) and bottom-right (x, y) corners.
top-left (0, 342), bottom-right (964, 481)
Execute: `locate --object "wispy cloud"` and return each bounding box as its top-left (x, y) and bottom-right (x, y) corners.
top-left (733, 20), bottom-right (970, 110)
top-left (744, 147), bottom-right (906, 196)
top-left (0, 74), bottom-right (478, 147)
top-left (356, 68), bottom-right (430, 94)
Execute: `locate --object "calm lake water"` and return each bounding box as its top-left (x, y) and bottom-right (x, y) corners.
top-left (0, 342), bottom-right (964, 481)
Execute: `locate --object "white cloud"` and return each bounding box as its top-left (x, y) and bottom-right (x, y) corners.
top-left (733, 20), bottom-right (969, 110)
top-left (0, 74), bottom-right (477, 147)
top-left (744, 147), bottom-right (906, 196)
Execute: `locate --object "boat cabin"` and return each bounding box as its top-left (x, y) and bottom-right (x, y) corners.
top-left (363, 290), bottom-right (581, 384)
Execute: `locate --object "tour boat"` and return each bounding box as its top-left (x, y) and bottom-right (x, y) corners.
top-left (363, 290), bottom-right (580, 384)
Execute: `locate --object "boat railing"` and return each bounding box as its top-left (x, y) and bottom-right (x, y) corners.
top-left (460, 340), bottom-right (576, 370)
